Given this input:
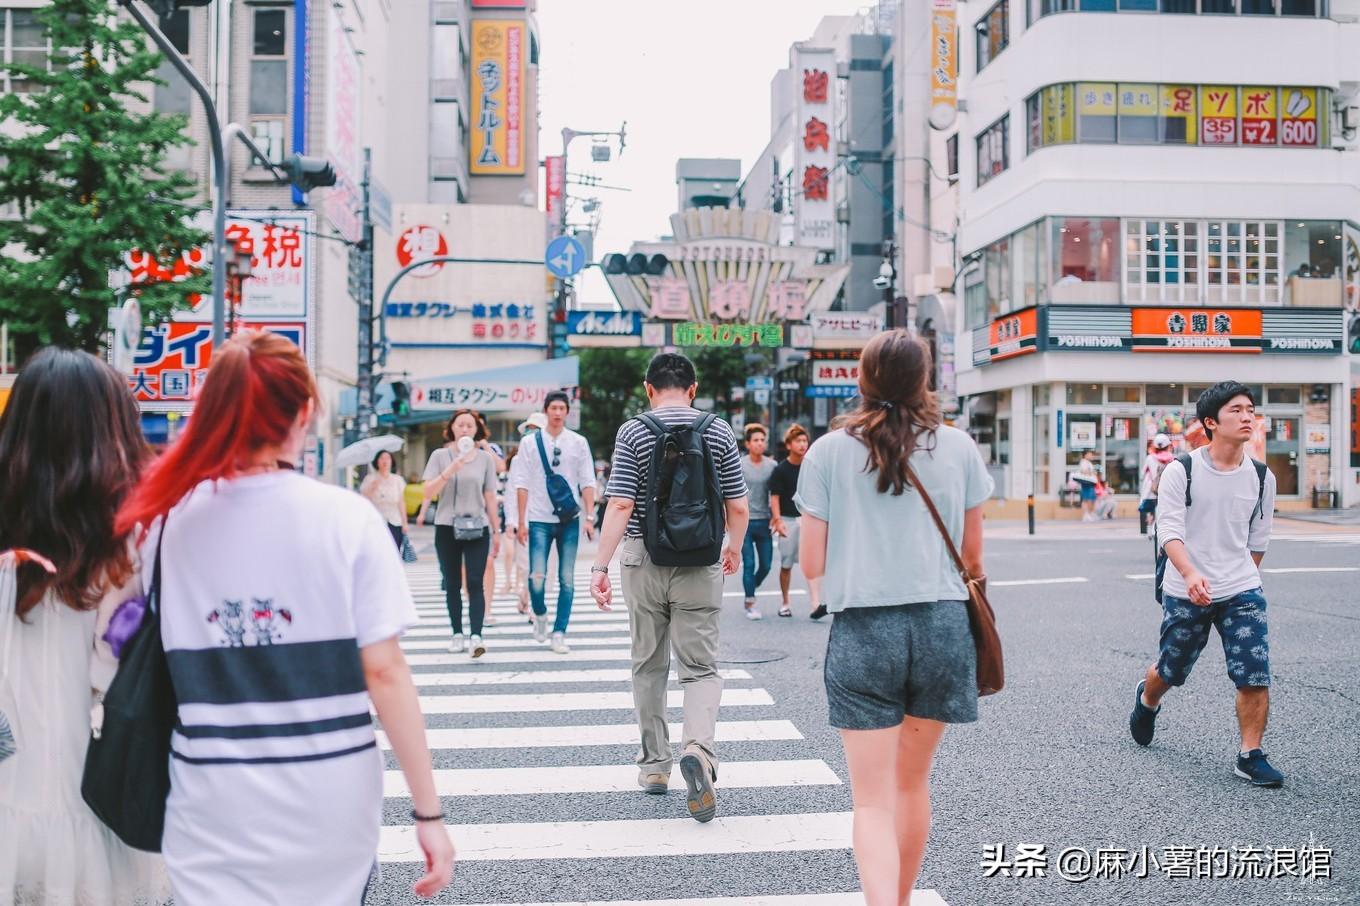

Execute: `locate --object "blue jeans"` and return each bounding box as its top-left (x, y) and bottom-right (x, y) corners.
top-left (741, 519), bottom-right (774, 599)
top-left (528, 519), bottom-right (580, 634)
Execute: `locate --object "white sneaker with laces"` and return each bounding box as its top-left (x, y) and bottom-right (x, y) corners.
top-left (448, 633), bottom-right (465, 654)
top-left (532, 614), bottom-right (549, 643)
top-left (744, 605), bottom-right (762, 621)
top-left (551, 631), bottom-right (570, 654)
top-left (469, 634), bottom-right (486, 658)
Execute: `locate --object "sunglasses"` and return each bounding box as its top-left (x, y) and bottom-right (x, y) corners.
top-left (552, 447), bottom-right (561, 468)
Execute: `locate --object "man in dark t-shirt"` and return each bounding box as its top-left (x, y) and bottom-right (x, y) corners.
top-left (768, 424), bottom-right (820, 618)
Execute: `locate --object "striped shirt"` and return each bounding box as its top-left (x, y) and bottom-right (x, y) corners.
top-left (606, 406), bottom-right (747, 537)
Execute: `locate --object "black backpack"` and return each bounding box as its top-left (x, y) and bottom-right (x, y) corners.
top-left (1153, 452), bottom-right (1268, 604)
top-left (638, 412), bottom-right (725, 567)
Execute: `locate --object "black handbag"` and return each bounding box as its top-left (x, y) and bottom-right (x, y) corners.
top-left (81, 524), bottom-right (176, 853)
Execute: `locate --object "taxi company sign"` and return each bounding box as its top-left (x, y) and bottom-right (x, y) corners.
top-left (411, 380), bottom-right (574, 412)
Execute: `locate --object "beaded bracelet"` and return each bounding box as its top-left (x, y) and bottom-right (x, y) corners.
top-left (411, 809), bottom-right (445, 823)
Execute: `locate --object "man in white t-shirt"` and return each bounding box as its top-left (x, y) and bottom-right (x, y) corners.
top-left (1129, 381), bottom-right (1282, 787)
top-left (513, 391), bottom-right (596, 653)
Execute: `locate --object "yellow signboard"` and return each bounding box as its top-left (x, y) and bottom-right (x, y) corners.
top-left (1042, 84), bottom-right (1074, 146)
top-left (1200, 85), bottom-right (1238, 145)
top-left (1160, 85), bottom-right (1197, 144)
top-left (928, 0), bottom-right (958, 130)
top-left (1077, 82), bottom-right (1116, 117)
top-left (469, 19), bottom-right (527, 175)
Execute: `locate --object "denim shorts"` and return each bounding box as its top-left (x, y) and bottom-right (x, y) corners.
top-left (823, 601), bottom-right (978, 729)
top-left (1156, 587), bottom-right (1271, 689)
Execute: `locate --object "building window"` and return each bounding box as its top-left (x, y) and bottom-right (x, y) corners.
top-left (975, 0), bottom-right (1008, 71)
top-left (1125, 220), bottom-right (1199, 303)
top-left (1283, 221), bottom-right (1342, 306)
top-left (249, 7), bottom-right (289, 163)
top-left (1050, 218), bottom-right (1120, 302)
top-left (1205, 220), bottom-right (1280, 303)
top-left (945, 133), bottom-right (959, 182)
top-left (1028, 0), bottom-right (1324, 14)
top-left (1029, 82), bottom-right (1330, 150)
top-left (154, 11), bottom-right (192, 117)
top-left (2, 8), bottom-right (50, 95)
top-left (976, 116), bottom-right (1009, 187)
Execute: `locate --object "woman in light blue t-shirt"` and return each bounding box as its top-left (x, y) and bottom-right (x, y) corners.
top-left (795, 330), bottom-right (992, 906)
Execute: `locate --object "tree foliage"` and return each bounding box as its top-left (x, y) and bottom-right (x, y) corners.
top-left (0, 0), bottom-right (206, 355)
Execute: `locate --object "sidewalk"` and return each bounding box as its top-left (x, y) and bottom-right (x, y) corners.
top-left (984, 513), bottom-right (1360, 540)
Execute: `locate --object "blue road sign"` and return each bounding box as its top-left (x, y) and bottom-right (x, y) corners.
top-left (745, 375), bottom-right (774, 391)
top-left (545, 235), bottom-right (587, 279)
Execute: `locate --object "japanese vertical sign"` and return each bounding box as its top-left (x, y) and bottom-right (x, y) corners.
top-left (792, 46), bottom-right (836, 251)
top-left (324, 7), bottom-right (362, 243)
top-left (928, 0), bottom-right (957, 130)
top-left (1042, 84), bottom-right (1074, 146)
top-left (1200, 86), bottom-right (1238, 145)
top-left (544, 155), bottom-right (565, 240)
top-left (470, 19), bottom-right (526, 175)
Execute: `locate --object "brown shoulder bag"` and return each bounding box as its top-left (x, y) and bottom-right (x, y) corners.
top-left (904, 463), bottom-right (1005, 697)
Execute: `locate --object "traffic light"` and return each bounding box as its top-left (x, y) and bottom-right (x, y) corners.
top-left (390, 381), bottom-right (411, 417)
top-left (285, 154), bottom-right (337, 193)
top-left (603, 253), bottom-right (668, 276)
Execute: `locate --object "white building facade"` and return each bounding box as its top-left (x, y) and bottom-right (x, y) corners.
top-left (911, 0), bottom-right (1360, 515)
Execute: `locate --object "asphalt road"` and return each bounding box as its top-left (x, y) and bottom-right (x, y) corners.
top-left (372, 520), bottom-right (1359, 906)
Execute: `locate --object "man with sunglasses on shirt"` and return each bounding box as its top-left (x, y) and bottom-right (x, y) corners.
top-left (514, 391), bottom-right (597, 653)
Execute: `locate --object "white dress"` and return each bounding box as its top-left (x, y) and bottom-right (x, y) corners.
top-left (0, 578), bottom-right (170, 906)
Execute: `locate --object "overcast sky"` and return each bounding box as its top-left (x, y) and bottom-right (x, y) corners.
top-left (535, 0), bottom-right (871, 307)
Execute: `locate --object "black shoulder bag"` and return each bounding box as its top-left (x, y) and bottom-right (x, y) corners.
top-left (81, 522), bottom-right (176, 853)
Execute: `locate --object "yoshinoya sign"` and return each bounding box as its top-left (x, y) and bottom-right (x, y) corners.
top-left (566, 311), bottom-right (642, 337)
top-left (974, 305), bottom-right (1345, 365)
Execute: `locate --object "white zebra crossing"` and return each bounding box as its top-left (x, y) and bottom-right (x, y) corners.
top-left (388, 556), bottom-right (948, 903)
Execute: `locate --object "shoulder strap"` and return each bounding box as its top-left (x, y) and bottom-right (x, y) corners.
top-left (1251, 458), bottom-right (1268, 524)
top-left (903, 462), bottom-right (973, 584)
top-left (535, 430), bottom-right (556, 476)
top-left (693, 412), bottom-right (717, 435)
top-left (1177, 452), bottom-right (1194, 507)
top-left (636, 412), bottom-right (667, 439)
top-left (148, 521), bottom-right (165, 616)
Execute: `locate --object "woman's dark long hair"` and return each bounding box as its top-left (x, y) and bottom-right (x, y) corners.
top-left (0, 348), bottom-right (150, 618)
top-left (842, 330), bottom-right (941, 496)
top-left (444, 408), bottom-right (487, 443)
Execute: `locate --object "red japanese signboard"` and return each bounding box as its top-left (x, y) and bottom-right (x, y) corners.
top-left (129, 322), bottom-right (306, 410)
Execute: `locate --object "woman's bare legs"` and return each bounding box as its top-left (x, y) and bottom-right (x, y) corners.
top-left (895, 717), bottom-right (946, 904)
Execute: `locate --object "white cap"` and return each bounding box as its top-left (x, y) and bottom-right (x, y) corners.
top-left (517, 412), bottom-right (548, 434)
top-left (1153, 433), bottom-right (1171, 449)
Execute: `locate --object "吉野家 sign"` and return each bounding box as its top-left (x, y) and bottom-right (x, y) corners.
top-left (469, 19), bottom-right (526, 175)
top-left (673, 322), bottom-right (784, 348)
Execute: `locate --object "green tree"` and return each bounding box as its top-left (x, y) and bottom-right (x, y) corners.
top-left (578, 347), bottom-right (652, 457)
top-left (0, 0), bottom-right (206, 356)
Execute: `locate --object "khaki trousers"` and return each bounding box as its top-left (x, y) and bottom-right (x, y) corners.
top-left (619, 536), bottom-right (724, 778)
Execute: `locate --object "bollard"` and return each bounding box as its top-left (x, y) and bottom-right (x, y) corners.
top-left (1027, 495), bottom-right (1035, 536)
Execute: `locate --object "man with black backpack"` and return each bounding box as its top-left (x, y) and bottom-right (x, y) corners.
top-left (1130, 382), bottom-right (1282, 787)
top-left (589, 353), bottom-right (749, 823)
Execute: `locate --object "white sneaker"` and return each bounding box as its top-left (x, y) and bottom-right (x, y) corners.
top-left (532, 614), bottom-right (549, 643)
top-left (551, 631), bottom-right (570, 654)
top-left (744, 604), bottom-right (763, 621)
top-left (448, 633), bottom-right (465, 654)
top-left (469, 634), bottom-right (486, 658)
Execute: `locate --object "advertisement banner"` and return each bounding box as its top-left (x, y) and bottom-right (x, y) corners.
top-left (1200, 86), bottom-right (1238, 145)
top-left (928, 0), bottom-right (957, 131)
top-left (1281, 87), bottom-right (1320, 147)
top-left (1131, 307), bottom-right (1261, 352)
top-left (792, 46), bottom-right (836, 251)
top-left (1346, 223), bottom-right (1360, 354)
top-left (986, 308), bottom-right (1040, 362)
top-left (1042, 84), bottom-right (1075, 146)
top-left (324, 8), bottom-right (362, 243)
top-left (1077, 82), bottom-right (1116, 117)
top-left (1160, 85), bottom-right (1197, 144)
top-left (1240, 86), bottom-right (1278, 146)
top-left (469, 19), bottom-right (526, 175)
top-left (1119, 83), bottom-right (1157, 116)
top-left (395, 225), bottom-right (450, 278)
top-left (129, 322), bottom-right (306, 411)
top-left (123, 211), bottom-right (314, 321)
top-left (544, 155), bottom-right (565, 239)
top-left (812, 360), bottom-right (860, 387)
top-left (566, 310), bottom-right (642, 337)
top-left (411, 379), bottom-right (572, 412)
top-left (812, 313), bottom-right (883, 342)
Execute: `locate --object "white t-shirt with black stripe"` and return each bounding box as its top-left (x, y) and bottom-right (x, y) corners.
top-left (606, 406), bottom-right (747, 537)
top-left (147, 471), bottom-right (417, 902)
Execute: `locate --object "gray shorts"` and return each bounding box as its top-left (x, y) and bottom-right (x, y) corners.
top-left (824, 600), bottom-right (978, 729)
top-left (777, 517), bottom-right (800, 568)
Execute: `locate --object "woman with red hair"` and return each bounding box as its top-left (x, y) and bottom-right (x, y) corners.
top-left (116, 330), bottom-right (453, 903)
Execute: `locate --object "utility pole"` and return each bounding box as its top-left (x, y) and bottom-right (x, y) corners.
top-left (353, 148), bottom-right (376, 438)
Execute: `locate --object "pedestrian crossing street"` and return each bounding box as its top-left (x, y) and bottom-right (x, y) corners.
top-left (375, 560), bottom-right (950, 905)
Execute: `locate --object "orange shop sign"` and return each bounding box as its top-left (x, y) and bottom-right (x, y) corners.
top-left (987, 309), bottom-right (1039, 362)
top-left (1130, 308), bottom-right (1262, 353)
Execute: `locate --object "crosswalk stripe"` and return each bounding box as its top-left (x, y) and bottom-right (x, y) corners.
top-left (403, 649), bottom-right (634, 666)
top-left (409, 667), bottom-right (751, 688)
top-left (452, 895), bottom-right (947, 906)
top-left (382, 759), bottom-right (840, 797)
top-left (408, 688), bottom-right (773, 714)
top-left (411, 623), bottom-right (629, 638)
top-left (379, 719), bottom-right (804, 751)
top-left (377, 811), bottom-right (853, 863)
top-left (403, 637), bottom-right (630, 652)
top-left (411, 610), bottom-right (630, 623)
